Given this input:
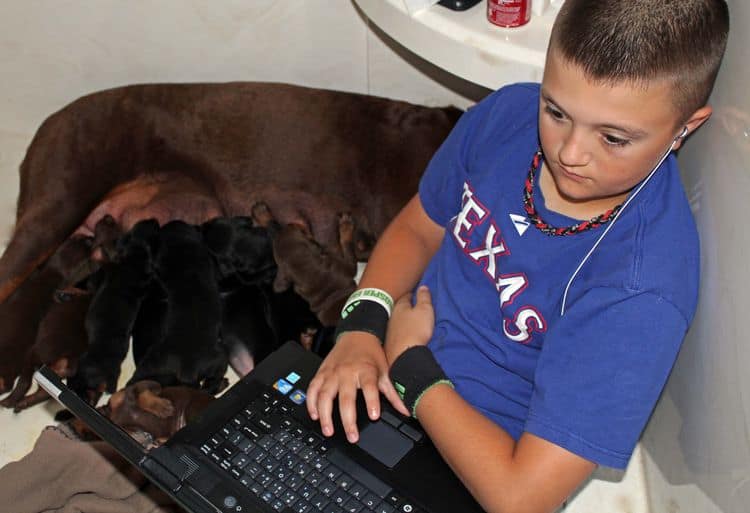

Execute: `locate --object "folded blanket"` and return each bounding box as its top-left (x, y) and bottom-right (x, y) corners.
top-left (0, 425), bottom-right (182, 513)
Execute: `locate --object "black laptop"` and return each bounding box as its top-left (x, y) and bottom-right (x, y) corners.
top-left (34, 341), bottom-right (483, 513)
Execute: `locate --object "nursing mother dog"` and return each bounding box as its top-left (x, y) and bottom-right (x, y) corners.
top-left (307, 2), bottom-right (730, 513)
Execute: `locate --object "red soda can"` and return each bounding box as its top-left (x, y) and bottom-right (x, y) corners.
top-left (487, 0), bottom-right (532, 28)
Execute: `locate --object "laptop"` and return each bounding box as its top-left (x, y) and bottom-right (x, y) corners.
top-left (34, 341), bottom-right (483, 513)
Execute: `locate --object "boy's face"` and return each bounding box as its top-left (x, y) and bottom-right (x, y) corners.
top-left (538, 50), bottom-right (690, 216)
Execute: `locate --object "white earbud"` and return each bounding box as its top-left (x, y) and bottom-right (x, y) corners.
top-left (671, 126), bottom-right (689, 149)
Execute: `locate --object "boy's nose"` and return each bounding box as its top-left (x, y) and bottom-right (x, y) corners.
top-left (558, 129), bottom-right (592, 167)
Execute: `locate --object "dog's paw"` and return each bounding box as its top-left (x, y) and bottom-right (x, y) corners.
top-left (337, 212), bottom-right (355, 243)
top-left (251, 202), bottom-right (275, 228)
top-left (68, 359), bottom-right (119, 404)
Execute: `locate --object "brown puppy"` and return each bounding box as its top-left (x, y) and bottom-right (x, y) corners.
top-left (107, 381), bottom-right (215, 443)
top-left (0, 82), bottom-right (460, 394)
top-left (0, 234), bottom-right (93, 395)
top-left (70, 380), bottom-right (215, 444)
top-left (269, 211), bottom-right (359, 327)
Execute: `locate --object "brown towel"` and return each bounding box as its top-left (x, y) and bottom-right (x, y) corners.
top-left (0, 426), bottom-right (182, 513)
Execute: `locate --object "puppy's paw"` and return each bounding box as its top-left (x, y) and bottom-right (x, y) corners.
top-left (337, 212), bottom-right (355, 243)
top-left (251, 202), bottom-right (275, 228)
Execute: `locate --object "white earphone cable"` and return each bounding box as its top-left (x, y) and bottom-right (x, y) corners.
top-left (559, 129), bottom-right (686, 315)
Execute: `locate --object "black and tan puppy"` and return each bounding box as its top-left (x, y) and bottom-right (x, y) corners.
top-left (129, 220), bottom-right (227, 393)
top-left (202, 215), bottom-right (301, 375)
top-left (68, 219), bottom-right (161, 403)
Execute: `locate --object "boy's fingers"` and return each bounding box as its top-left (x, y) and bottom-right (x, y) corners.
top-left (415, 285), bottom-right (432, 306)
top-left (360, 372), bottom-right (382, 421)
top-left (338, 377), bottom-right (361, 443)
top-left (314, 379), bottom-right (339, 437)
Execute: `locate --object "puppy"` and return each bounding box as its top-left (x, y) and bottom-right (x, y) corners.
top-left (129, 220), bottom-right (227, 394)
top-left (270, 213), bottom-right (358, 327)
top-left (68, 219), bottom-right (161, 403)
top-left (0, 234), bottom-right (93, 401)
top-left (70, 380), bottom-right (214, 444)
top-left (0, 293), bottom-right (90, 411)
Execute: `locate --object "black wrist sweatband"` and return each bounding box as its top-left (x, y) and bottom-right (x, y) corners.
top-left (389, 346), bottom-right (453, 419)
top-left (334, 299), bottom-right (389, 344)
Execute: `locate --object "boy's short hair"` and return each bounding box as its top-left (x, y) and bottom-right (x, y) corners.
top-left (550, 0), bottom-right (729, 124)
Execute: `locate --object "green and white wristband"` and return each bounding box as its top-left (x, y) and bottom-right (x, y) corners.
top-left (341, 287), bottom-right (394, 319)
top-left (389, 346), bottom-right (454, 419)
top-left (334, 288), bottom-right (394, 344)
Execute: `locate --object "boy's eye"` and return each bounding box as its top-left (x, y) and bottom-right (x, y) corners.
top-left (603, 133), bottom-right (630, 147)
top-left (544, 105), bottom-right (565, 121)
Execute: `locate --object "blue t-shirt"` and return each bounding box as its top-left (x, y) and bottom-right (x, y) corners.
top-left (417, 83), bottom-right (699, 469)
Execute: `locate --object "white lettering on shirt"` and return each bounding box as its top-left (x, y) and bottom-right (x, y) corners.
top-left (451, 180), bottom-right (547, 345)
top-left (452, 183), bottom-right (487, 249)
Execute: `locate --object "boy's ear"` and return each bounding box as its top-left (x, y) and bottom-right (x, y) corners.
top-left (672, 105), bottom-right (713, 150)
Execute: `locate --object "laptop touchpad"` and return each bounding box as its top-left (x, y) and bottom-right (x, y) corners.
top-left (357, 421), bottom-right (414, 468)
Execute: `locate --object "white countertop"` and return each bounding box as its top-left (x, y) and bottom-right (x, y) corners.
top-left (354, 0), bottom-right (560, 90)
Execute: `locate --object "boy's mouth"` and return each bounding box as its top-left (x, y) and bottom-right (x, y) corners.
top-left (558, 164), bottom-right (588, 183)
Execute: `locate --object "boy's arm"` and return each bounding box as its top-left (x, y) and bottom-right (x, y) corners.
top-left (306, 193), bottom-right (445, 442)
top-left (417, 385), bottom-right (595, 513)
top-left (385, 288), bottom-right (595, 513)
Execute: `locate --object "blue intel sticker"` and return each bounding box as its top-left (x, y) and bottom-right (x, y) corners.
top-left (289, 389), bottom-right (306, 405)
top-left (285, 372), bottom-right (301, 384)
top-left (274, 379), bottom-right (293, 395)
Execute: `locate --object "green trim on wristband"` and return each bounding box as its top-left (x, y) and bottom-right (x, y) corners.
top-left (412, 379), bottom-right (454, 419)
top-left (342, 288), bottom-right (394, 318)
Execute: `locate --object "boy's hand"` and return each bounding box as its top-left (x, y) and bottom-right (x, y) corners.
top-left (306, 331), bottom-right (409, 443)
top-left (384, 285), bottom-right (435, 365)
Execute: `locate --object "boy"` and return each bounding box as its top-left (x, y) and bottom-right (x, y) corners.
top-left (307, 1), bottom-right (730, 512)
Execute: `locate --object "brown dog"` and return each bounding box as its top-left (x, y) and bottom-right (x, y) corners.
top-left (0, 82), bottom-right (461, 395)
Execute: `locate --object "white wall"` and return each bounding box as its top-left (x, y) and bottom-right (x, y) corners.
top-left (640, 2), bottom-right (750, 512)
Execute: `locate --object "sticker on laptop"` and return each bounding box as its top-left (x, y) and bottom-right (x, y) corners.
top-left (273, 378), bottom-right (293, 395)
top-left (289, 389), bottom-right (306, 405)
top-left (285, 372), bottom-right (301, 384)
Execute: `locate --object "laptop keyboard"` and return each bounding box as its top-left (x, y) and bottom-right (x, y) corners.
top-left (199, 385), bottom-right (423, 513)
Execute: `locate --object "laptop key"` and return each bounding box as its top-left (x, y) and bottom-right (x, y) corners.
top-left (361, 492), bottom-right (379, 509)
top-left (334, 473), bottom-right (354, 490)
top-left (318, 479), bottom-right (336, 497)
top-left (293, 501), bottom-right (312, 513)
top-left (349, 483), bottom-right (367, 499)
top-left (310, 493), bottom-right (329, 510)
top-left (298, 483), bottom-right (316, 500)
top-left (342, 497), bottom-right (365, 513)
top-left (373, 503), bottom-right (395, 513)
top-left (379, 410), bottom-right (402, 428)
top-left (287, 474), bottom-right (305, 491)
top-left (398, 424), bottom-right (423, 443)
top-left (327, 451), bottom-right (392, 499)
top-left (332, 489), bottom-right (349, 505)
top-left (231, 453), bottom-right (250, 469)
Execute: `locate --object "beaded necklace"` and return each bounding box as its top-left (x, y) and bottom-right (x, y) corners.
top-left (523, 149), bottom-right (622, 236)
